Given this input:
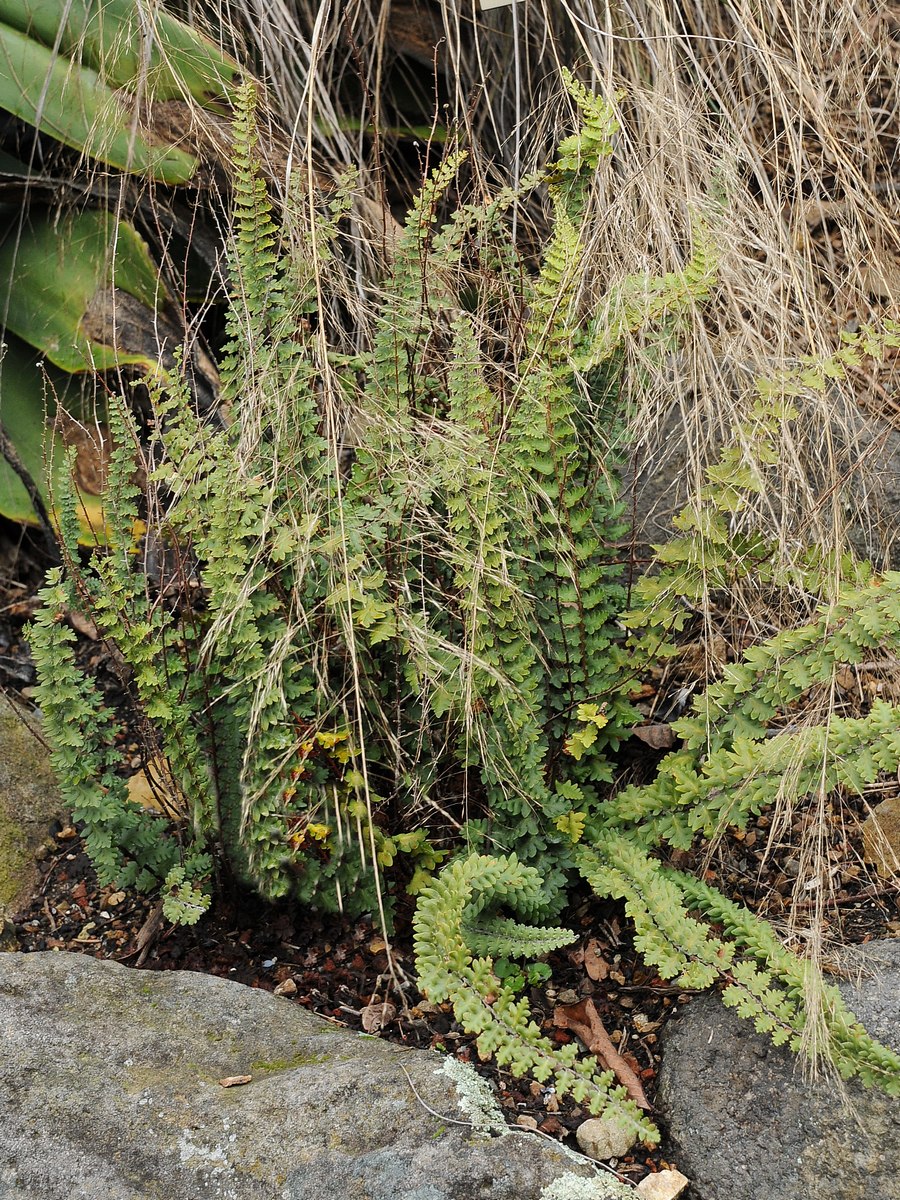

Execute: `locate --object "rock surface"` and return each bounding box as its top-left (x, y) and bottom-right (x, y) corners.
top-left (0, 695), bottom-right (66, 928)
top-left (0, 951), bottom-right (609, 1200)
top-left (656, 938), bottom-right (900, 1200)
top-left (862, 794), bottom-right (900, 877)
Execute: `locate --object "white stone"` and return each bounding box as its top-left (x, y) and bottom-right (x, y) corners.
top-left (574, 1116), bottom-right (637, 1161)
top-left (635, 1168), bottom-right (690, 1199)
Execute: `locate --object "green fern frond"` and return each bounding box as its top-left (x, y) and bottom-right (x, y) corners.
top-left (27, 570), bottom-right (192, 895)
top-left (669, 869), bottom-right (900, 1093)
top-left (414, 853), bottom-right (658, 1142)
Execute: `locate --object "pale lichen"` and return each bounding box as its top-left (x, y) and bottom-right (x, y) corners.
top-left (539, 1170), bottom-right (634, 1199)
top-left (440, 1056), bottom-right (508, 1136)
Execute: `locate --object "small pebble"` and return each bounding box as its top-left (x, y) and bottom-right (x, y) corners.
top-left (635, 1168), bottom-right (690, 1199)
top-left (575, 1116), bottom-right (637, 1161)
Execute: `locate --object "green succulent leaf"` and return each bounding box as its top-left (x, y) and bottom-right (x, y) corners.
top-left (0, 334), bottom-right (106, 536)
top-left (0, 19), bottom-right (198, 180)
top-left (0, 0), bottom-right (238, 101)
top-left (0, 209), bottom-right (168, 374)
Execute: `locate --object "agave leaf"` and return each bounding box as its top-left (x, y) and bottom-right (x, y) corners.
top-left (0, 335), bottom-right (105, 535)
top-left (143, 6), bottom-right (239, 102)
top-left (0, 146), bottom-right (27, 174)
top-left (0, 0), bottom-right (238, 102)
top-left (0, 209), bottom-right (172, 374)
top-left (0, 20), bottom-right (198, 181)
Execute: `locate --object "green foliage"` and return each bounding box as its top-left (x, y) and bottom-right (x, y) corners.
top-left (26, 68), bottom-right (900, 1146)
top-left (414, 329), bottom-right (900, 1140)
top-left (0, 338), bottom-right (108, 535)
top-left (0, 0), bottom-right (238, 536)
top-left (574, 342), bottom-right (900, 1094)
top-left (578, 828), bottom-right (900, 1095)
top-left (27, 566), bottom-right (210, 903)
top-left (492, 958), bottom-right (553, 993)
top-left (624, 326), bottom-right (900, 646)
top-left (162, 867), bottom-right (211, 926)
top-left (0, 207), bottom-right (183, 538)
top-left (0, 19), bottom-right (195, 181)
top-left (0, 0), bottom-right (237, 178)
top-left (605, 328), bottom-right (900, 855)
top-left (673, 870), bottom-right (900, 1093)
top-left (413, 852), bottom-right (658, 1143)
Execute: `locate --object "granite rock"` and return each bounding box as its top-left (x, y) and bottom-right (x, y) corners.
top-left (862, 795), bottom-right (900, 877)
top-left (656, 938), bottom-right (900, 1200)
top-left (0, 695), bottom-right (67, 930)
top-left (0, 951), bottom-right (607, 1200)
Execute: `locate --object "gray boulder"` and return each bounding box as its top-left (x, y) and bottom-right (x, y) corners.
top-left (0, 951), bottom-right (620, 1200)
top-left (656, 938), bottom-right (900, 1200)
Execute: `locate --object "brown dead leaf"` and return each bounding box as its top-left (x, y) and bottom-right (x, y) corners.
top-left (632, 1013), bottom-right (662, 1035)
top-left (127, 756), bottom-right (186, 818)
top-left (554, 999), bottom-right (652, 1111)
top-left (632, 724), bottom-right (675, 750)
top-left (360, 1000), bottom-right (397, 1033)
top-left (55, 409), bottom-right (111, 498)
top-left (582, 938), bottom-right (609, 982)
top-left (67, 608), bottom-right (100, 640)
top-left (834, 666), bottom-right (858, 693)
top-left (218, 1075), bottom-right (252, 1088)
top-left (274, 978), bottom-right (297, 997)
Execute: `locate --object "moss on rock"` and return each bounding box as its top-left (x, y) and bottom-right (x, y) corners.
top-left (0, 694), bottom-right (67, 915)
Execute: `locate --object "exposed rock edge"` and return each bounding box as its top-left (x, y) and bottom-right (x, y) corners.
top-left (0, 950), bottom-right (607, 1200)
top-left (656, 937), bottom-right (900, 1200)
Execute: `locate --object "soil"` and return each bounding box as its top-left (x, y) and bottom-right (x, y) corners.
top-left (3, 516), bottom-right (900, 1192)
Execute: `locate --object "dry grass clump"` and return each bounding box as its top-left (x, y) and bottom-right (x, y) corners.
top-left (200, 0), bottom-right (900, 561)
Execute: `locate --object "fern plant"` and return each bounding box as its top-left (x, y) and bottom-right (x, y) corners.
top-left (416, 334), bottom-right (900, 1140)
top-left (412, 852), bottom-right (657, 1143)
top-left (26, 69), bottom-right (900, 1149)
top-left (28, 73), bottom-right (681, 915)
